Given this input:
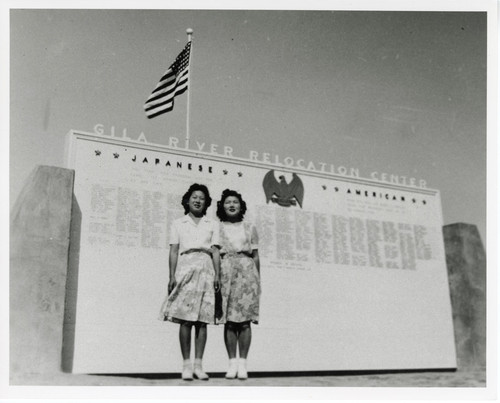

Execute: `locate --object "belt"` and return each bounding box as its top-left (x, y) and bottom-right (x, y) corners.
top-left (220, 251), bottom-right (252, 259)
top-left (180, 248), bottom-right (212, 256)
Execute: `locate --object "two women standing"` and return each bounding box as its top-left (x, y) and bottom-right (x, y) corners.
top-left (159, 184), bottom-right (260, 381)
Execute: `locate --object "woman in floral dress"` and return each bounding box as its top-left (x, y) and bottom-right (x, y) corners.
top-left (216, 189), bottom-right (260, 380)
top-left (159, 183), bottom-right (221, 381)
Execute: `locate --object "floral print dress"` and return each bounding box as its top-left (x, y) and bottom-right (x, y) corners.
top-left (219, 221), bottom-right (261, 324)
top-left (159, 215), bottom-right (219, 324)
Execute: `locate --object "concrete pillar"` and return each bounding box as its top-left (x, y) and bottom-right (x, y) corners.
top-left (10, 165), bottom-right (74, 382)
top-left (443, 223), bottom-right (486, 370)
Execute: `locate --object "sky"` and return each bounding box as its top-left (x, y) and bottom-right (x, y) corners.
top-left (7, 3), bottom-right (493, 245)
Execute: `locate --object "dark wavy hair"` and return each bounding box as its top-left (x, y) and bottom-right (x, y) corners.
top-left (181, 183), bottom-right (212, 215)
top-left (216, 189), bottom-right (247, 222)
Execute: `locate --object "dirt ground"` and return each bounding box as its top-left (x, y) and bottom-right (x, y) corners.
top-left (5, 368), bottom-right (491, 401)
top-left (11, 367), bottom-right (486, 387)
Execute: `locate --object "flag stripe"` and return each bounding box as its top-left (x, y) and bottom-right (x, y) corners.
top-left (150, 72), bottom-right (177, 96)
top-left (144, 84), bottom-right (188, 117)
top-left (151, 71), bottom-right (177, 94)
top-left (144, 41), bottom-right (191, 119)
top-left (144, 78), bottom-right (188, 115)
top-left (144, 79), bottom-right (188, 118)
top-left (144, 70), bottom-right (188, 112)
top-left (145, 69), bottom-right (189, 106)
top-left (147, 103), bottom-right (174, 119)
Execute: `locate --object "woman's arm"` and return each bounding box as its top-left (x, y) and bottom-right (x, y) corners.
top-left (252, 249), bottom-right (260, 275)
top-left (168, 244), bottom-right (179, 294)
top-left (250, 223), bottom-right (260, 275)
top-left (212, 246), bottom-right (221, 291)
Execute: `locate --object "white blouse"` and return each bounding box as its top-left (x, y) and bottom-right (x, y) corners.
top-left (220, 221), bottom-right (259, 254)
top-left (169, 215), bottom-right (220, 254)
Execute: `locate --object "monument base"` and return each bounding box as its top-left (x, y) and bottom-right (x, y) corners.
top-left (9, 166), bottom-right (486, 381)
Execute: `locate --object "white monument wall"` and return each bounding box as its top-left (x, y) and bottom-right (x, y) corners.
top-left (65, 130), bottom-right (456, 373)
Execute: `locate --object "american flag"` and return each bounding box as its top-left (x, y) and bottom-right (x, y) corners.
top-left (144, 41), bottom-right (191, 119)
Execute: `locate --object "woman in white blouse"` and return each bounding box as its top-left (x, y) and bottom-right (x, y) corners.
top-left (159, 183), bottom-right (221, 381)
top-left (216, 189), bottom-right (260, 380)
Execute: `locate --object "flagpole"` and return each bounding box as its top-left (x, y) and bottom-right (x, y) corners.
top-left (185, 28), bottom-right (193, 149)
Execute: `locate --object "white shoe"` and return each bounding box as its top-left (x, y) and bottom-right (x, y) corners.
top-left (193, 366), bottom-right (209, 380)
top-left (237, 359), bottom-right (248, 380)
top-left (225, 359), bottom-right (238, 379)
top-left (181, 366), bottom-right (193, 381)
top-left (237, 367), bottom-right (248, 380)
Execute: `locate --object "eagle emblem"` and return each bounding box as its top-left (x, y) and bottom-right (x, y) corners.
top-left (263, 170), bottom-right (304, 208)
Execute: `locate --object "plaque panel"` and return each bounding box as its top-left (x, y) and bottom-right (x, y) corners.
top-left (65, 130), bottom-right (456, 373)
